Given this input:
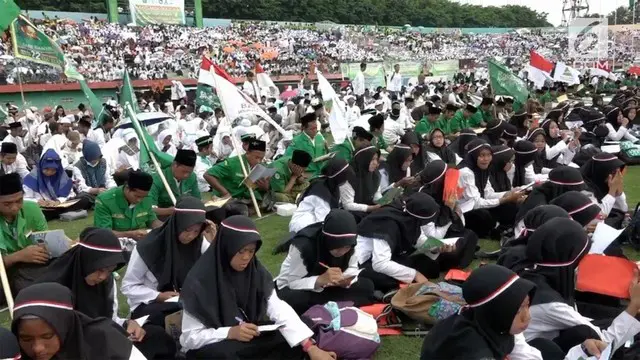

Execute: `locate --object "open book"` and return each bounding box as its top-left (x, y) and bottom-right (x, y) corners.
top-left (589, 223), bottom-right (626, 255)
top-left (41, 199), bottom-right (80, 209)
top-left (28, 230), bottom-right (72, 258)
top-left (313, 152), bottom-right (336, 163)
top-left (204, 196), bottom-right (232, 208)
top-left (412, 237), bottom-right (459, 256)
top-left (242, 164), bottom-right (277, 188)
top-left (375, 187), bottom-right (403, 205)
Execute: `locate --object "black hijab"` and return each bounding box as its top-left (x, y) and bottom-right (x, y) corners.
top-left (513, 140), bottom-right (537, 187)
top-left (292, 209), bottom-right (357, 276)
top-left (0, 327), bottom-right (20, 360)
top-left (381, 144), bottom-right (413, 184)
top-left (181, 216), bottom-right (273, 328)
top-left (401, 131), bottom-right (429, 174)
top-left (137, 196), bottom-right (206, 292)
top-left (526, 127), bottom-right (556, 173)
top-left (510, 110), bottom-right (530, 137)
top-left (358, 192), bottom-right (439, 254)
top-left (520, 219), bottom-right (590, 306)
top-left (299, 157), bottom-right (355, 208)
top-left (458, 139), bottom-right (492, 198)
top-left (418, 160), bottom-right (461, 228)
top-left (420, 265), bottom-right (536, 360)
top-left (489, 145), bottom-right (514, 193)
top-left (481, 120), bottom-right (506, 146)
top-left (425, 128), bottom-right (457, 165)
top-left (12, 282), bottom-right (132, 360)
top-left (515, 166), bottom-right (585, 222)
top-left (349, 145), bottom-right (381, 205)
top-left (36, 227), bottom-right (125, 320)
top-left (541, 119), bottom-right (560, 147)
top-left (550, 191), bottom-right (602, 227)
top-left (605, 106), bottom-right (622, 131)
top-left (502, 123), bottom-right (518, 147)
top-left (449, 128), bottom-right (477, 158)
top-left (498, 205), bottom-right (571, 274)
top-left (580, 152), bottom-right (625, 201)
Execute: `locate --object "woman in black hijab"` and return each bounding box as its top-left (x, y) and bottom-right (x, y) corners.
top-left (603, 105), bottom-right (638, 142)
top-left (550, 191), bottom-right (601, 229)
top-left (448, 128), bottom-right (477, 162)
top-left (417, 160), bottom-right (479, 277)
top-left (37, 227), bottom-right (176, 359)
top-left (275, 209), bottom-right (374, 314)
top-left (515, 166), bottom-right (585, 224)
top-left (489, 145), bottom-right (515, 193)
top-left (378, 144), bottom-right (413, 188)
top-left (458, 139), bottom-right (522, 238)
top-left (401, 130), bottom-right (429, 175)
top-left (502, 123), bottom-right (518, 147)
top-left (180, 215), bottom-right (336, 360)
top-left (421, 265), bottom-right (548, 360)
top-left (340, 145), bottom-right (382, 222)
top-left (480, 119), bottom-right (506, 146)
top-left (12, 282), bottom-right (144, 360)
top-left (425, 128), bottom-right (457, 165)
top-left (513, 140), bottom-right (543, 188)
top-left (356, 192), bottom-right (440, 292)
top-left (510, 110), bottom-right (532, 138)
top-left (519, 219), bottom-right (640, 355)
top-left (290, 157), bottom-right (355, 233)
top-left (580, 153), bottom-right (628, 228)
top-left (122, 196), bottom-right (214, 327)
top-left (0, 327), bottom-right (20, 360)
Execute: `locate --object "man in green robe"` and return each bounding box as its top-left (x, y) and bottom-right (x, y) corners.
top-left (415, 106), bottom-right (443, 139)
top-left (94, 170), bottom-right (162, 241)
top-left (0, 173), bottom-right (49, 294)
top-left (472, 97), bottom-right (493, 127)
top-left (270, 150), bottom-right (312, 203)
top-left (332, 126), bottom-right (373, 163)
top-left (538, 87), bottom-right (553, 105)
top-left (448, 104), bottom-right (478, 135)
top-left (368, 114), bottom-right (391, 152)
top-left (285, 113), bottom-right (327, 177)
top-left (149, 149), bottom-right (201, 218)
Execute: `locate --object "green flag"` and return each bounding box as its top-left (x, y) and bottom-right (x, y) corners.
top-left (488, 58), bottom-right (529, 106)
top-left (120, 71), bottom-right (140, 113)
top-left (10, 15), bottom-right (65, 69)
top-left (64, 62), bottom-right (108, 127)
top-left (126, 106), bottom-right (174, 174)
top-left (195, 83), bottom-right (221, 111)
top-left (0, 0), bottom-right (20, 31)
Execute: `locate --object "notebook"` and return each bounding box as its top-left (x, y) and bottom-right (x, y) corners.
top-left (576, 254), bottom-right (636, 299)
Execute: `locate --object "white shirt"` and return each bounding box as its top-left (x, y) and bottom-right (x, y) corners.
top-left (117, 150), bottom-right (140, 171)
top-left (121, 241), bottom-right (210, 312)
top-left (509, 332), bottom-right (598, 360)
top-left (338, 181), bottom-right (382, 213)
top-left (0, 154), bottom-right (29, 179)
top-left (345, 105), bottom-right (360, 127)
top-left (180, 290), bottom-right (313, 351)
top-left (598, 192), bottom-right (629, 216)
top-left (382, 119), bottom-right (405, 146)
top-left (71, 160), bottom-right (117, 193)
top-left (545, 141), bottom-right (576, 169)
top-left (36, 122), bottom-right (51, 147)
top-left (605, 123), bottom-right (639, 142)
top-left (275, 245), bottom-right (360, 291)
top-left (195, 154), bottom-right (215, 193)
top-left (353, 71), bottom-right (366, 96)
top-left (447, 93), bottom-right (464, 107)
top-left (458, 167), bottom-right (506, 211)
top-left (86, 129), bottom-right (104, 146)
top-left (3, 135), bottom-right (25, 153)
top-left (388, 72), bottom-right (403, 92)
top-left (23, 184), bottom-right (74, 203)
top-left (289, 195), bottom-right (331, 233)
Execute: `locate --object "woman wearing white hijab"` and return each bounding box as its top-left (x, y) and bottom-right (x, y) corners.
top-left (156, 129), bottom-right (177, 157)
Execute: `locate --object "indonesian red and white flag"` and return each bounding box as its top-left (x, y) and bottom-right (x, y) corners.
top-left (528, 50), bottom-right (554, 88)
top-left (255, 63), bottom-right (280, 97)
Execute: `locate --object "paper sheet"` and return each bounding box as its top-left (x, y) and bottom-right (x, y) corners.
top-left (134, 315), bottom-right (149, 327)
top-left (589, 223), bottom-right (625, 255)
top-left (257, 324), bottom-right (284, 332)
top-left (166, 296), bottom-right (180, 303)
top-left (204, 196), bottom-right (232, 208)
top-left (601, 145), bottom-right (621, 154)
top-left (567, 341), bottom-right (613, 360)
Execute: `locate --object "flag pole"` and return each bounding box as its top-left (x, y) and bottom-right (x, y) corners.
top-left (126, 103), bottom-right (176, 206)
top-left (210, 74), bottom-right (262, 218)
top-left (0, 254), bottom-right (15, 318)
top-left (16, 70), bottom-right (26, 110)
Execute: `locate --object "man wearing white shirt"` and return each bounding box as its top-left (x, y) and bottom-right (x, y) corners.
top-left (387, 64), bottom-right (403, 97)
top-left (4, 122), bottom-right (26, 154)
top-left (242, 71), bottom-right (262, 104)
top-left (352, 62), bottom-right (366, 109)
top-left (447, 86), bottom-right (465, 107)
top-left (0, 143), bottom-right (29, 179)
top-left (344, 95), bottom-right (360, 127)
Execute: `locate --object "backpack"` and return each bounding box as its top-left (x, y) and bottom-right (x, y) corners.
top-left (390, 282), bottom-right (465, 325)
top-left (624, 202), bottom-right (640, 250)
top-left (301, 301), bottom-right (381, 360)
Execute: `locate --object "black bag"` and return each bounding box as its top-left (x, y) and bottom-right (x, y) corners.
top-left (623, 202), bottom-right (640, 250)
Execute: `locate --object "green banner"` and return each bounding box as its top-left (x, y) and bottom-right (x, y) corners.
top-left (429, 60), bottom-right (459, 77)
top-left (0, 0), bottom-right (20, 31)
top-left (195, 83), bottom-right (221, 111)
top-left (10, 15), bottom-right (65, 70)
top-left (130, 0), bottom-right (185, 26)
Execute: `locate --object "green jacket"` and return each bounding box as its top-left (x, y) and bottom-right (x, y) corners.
top-left (415, 117), bottom-right (445, 138)
top-left (448, 110), bottom-right (471, 135)
top-left (0, 201), bottom-right (47, 254)
top-left (149, 166), bottom-right (201, 208)
top-left (94, 186), bottom-right (157, 231)
top-left (207, 155), bottom-right (263, 200)
top-left (285, 132), bottom-right (327, 177)
top-left (332, 140), bottom-right (354, 163)
top-left (269, 156), bottom-right (293, 193)
top-left (539, 92), bottom-right (553, 105)
top-left (374, 134), bottom-right (387, 151)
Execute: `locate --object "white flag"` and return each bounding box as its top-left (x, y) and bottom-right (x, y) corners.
top-left (553, 62), bottom-right (581, 85)
top-left (315, 69), bottom-right (349, 145)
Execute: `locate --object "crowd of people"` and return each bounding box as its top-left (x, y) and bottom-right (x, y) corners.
top-left (3, 18), bottom-right (640, 85)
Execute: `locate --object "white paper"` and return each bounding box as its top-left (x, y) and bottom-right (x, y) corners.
top-left (257, 324), bottom-right (285, 332)
top-left (589, 223), bottom-right (625, 255)
top-left (601, 145), bottom-right (621, 154)
top-left (166, 296), bottom-right (180, 303)
top-left (565, 341), bottom-right (613, 360)
top-left (134, 315), bottom-right (149, 327)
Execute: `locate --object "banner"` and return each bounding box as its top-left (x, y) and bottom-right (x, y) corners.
top-left (428, 60), bottom-right (459, 77)
top-left (129, 0), bottom-right (185, 26)
top-left (0, 0), bottom-right (20, 32)
top-left (316, 70), bottom-right (349, 145)
top-left (10, 15), bottom-right (65, 70)
top-left (340, 63), bottom-right (386, 90)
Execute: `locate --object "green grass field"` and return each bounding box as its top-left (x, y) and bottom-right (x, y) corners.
top-left (5, 167), bottom-right (640, 358)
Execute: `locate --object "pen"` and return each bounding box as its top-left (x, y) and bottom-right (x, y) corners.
top-left (319, 262), bottom-right (330, 269)
top-left (235, 316), bottom-right (244, 324)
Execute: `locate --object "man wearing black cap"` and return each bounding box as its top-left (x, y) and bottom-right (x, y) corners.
top-left (0, 173), bottom-right (49, 293)
top-left (368, 114), bottom-right (391, 152)
top-left (4, 121), bottom-right (25, 153)
top-left (94, 170), bottom-right (162, 240)
top-left (448, 103), bottom-right (478, 135)
top-left (285, 113), bottom-right (327, 177)
top-left (205, 138), bottom-right (269, 202)
top-left (270, 149), bottom-right (312, 203)
top-left (332, 126), bottom-right (373, 162)
top-left (415, 106), bottom-right (444, 139)
top-left (149, 149), bottom-right (201, 217)
top-left (229, 133), bottom-right (256, 158)
top-left (0, 142), bottom-right (29, 179)
top-left (194, 135), bottom-right (215, 193)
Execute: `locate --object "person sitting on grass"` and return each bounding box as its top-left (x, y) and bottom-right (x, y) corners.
top-left (71, 140), bottom-right (117, 202)
top-left (0, 142), bottom-right (29, 179)
top-left (270, 149), bottom-right (312, 203)
top-left (331, 126), bottom-right (373, 163)
top-left (149, 149), bottom-right (201, 219)
top-left (94, 170), bottom-right (163, 242)
top-left (285, 113), bottom-right (328, 177)
top-left (0, 173), bottom-right (49, 297)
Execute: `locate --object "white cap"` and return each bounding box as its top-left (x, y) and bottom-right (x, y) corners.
top-left (374, 99), bottom-right (384, 107)
top-left (59, 115), bottom-right (75, 124)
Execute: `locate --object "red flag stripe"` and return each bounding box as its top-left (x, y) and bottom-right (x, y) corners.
top-left (530, 50), bottom-right (554, 73)
top-left (213, 64), bottom-right (235, 83)
top-left (200, 56), bottom-right (213, 71)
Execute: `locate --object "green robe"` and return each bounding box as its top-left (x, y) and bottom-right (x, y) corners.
top-left (285, 132), bottom-right (327, 177)
top-left (448, 110), bottom-right (471, 135)
top-left (207, 155), bottom-right (264, 200)
top-left (415, 117), bottom-right (445, 138)
top-left (269, 156), bottom-right (309, 203)
top-left (539, 92), bottom-right (553, 105)
top-left (149, 166), bottom-right (201, 208)
top-left (0, 201), bottom-right (47, 255)
top-left (94, 186), bottom-right (157, 231)
top-left (332, 140), bottom-right (354, 163)
top-left (374, 134), bottom-right (387, 151)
